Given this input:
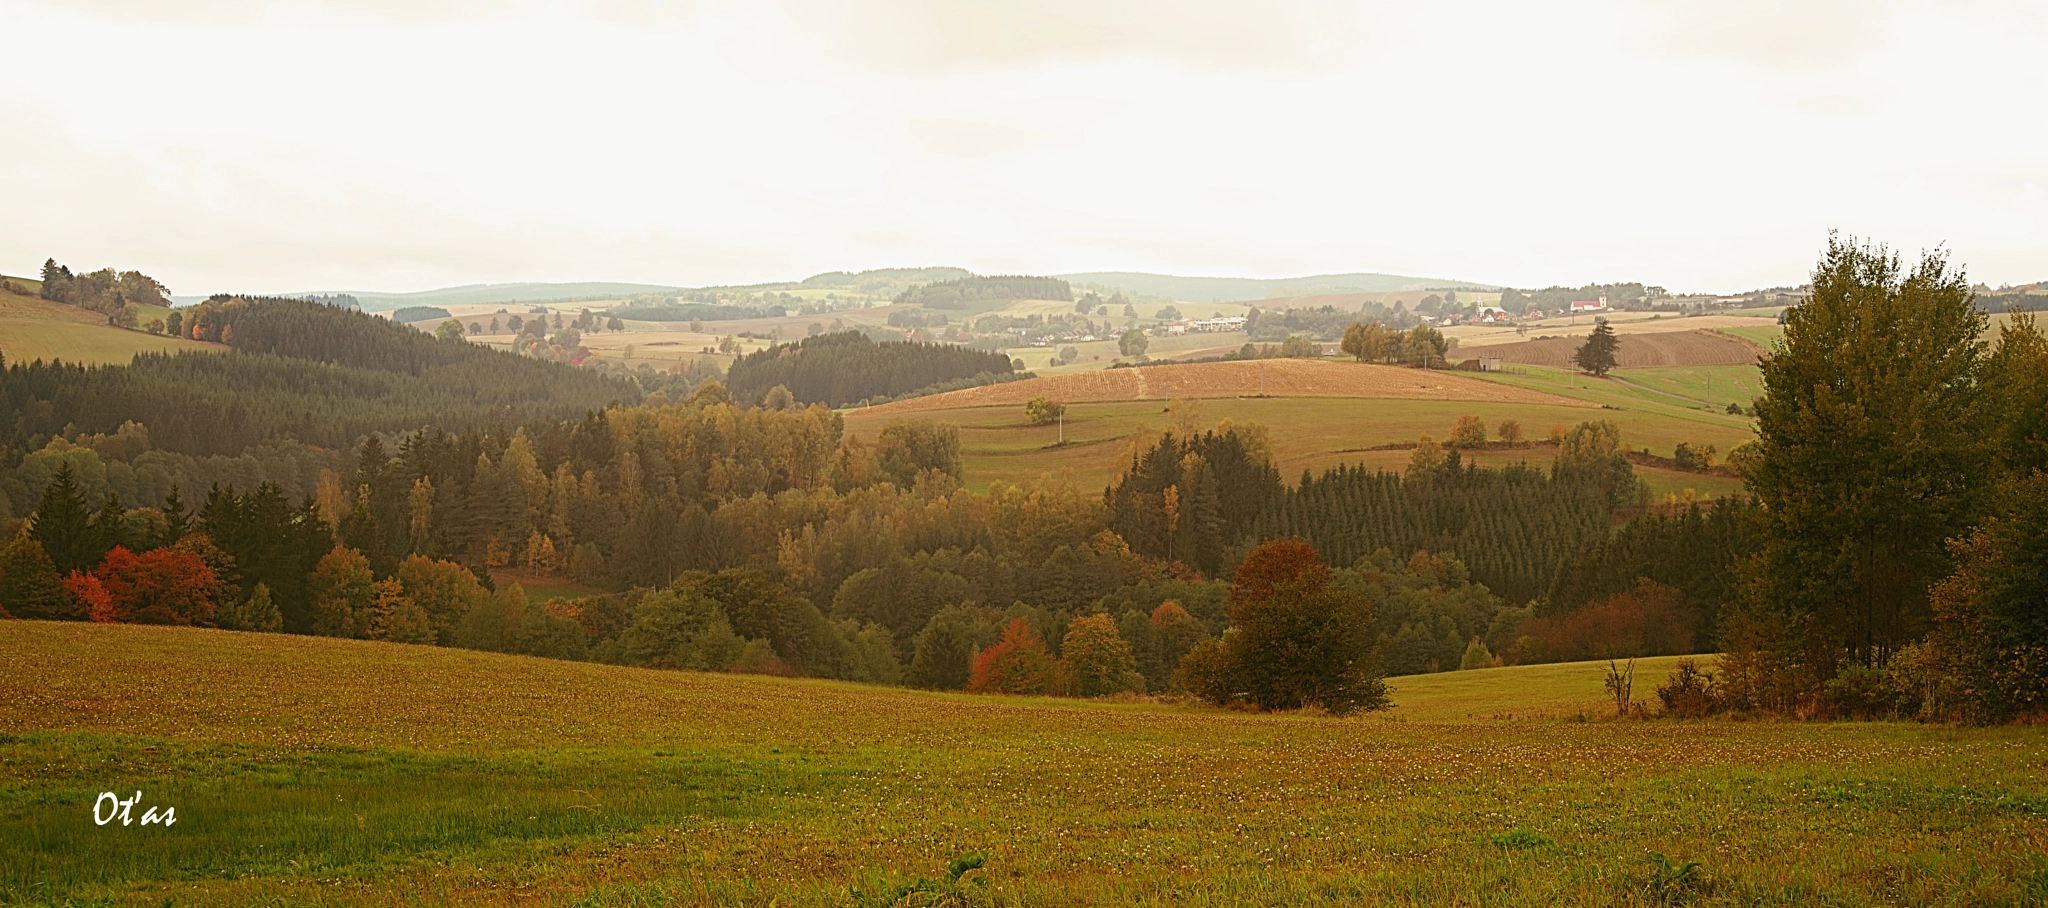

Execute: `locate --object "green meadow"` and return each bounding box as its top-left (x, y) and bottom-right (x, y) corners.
top-left (4, 622), bottom-right (2044, 907)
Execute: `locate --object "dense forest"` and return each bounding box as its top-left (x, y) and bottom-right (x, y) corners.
top-left (893, 275), bottom-right (1072, 309)
top-left (0, 297), bottom-right (637, 455)
top-left (725, 331), bottom-right (1017, 407)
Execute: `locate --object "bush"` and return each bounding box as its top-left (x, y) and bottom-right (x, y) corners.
top-left (1449, 415), bottom-right (1487, 449)
top-left (1024, 397), bottom-right (1066, 426)
top-left (1655, 658), bottom-right (1720, 717)
top-left (1516, 580), bottom-right (1697, 663)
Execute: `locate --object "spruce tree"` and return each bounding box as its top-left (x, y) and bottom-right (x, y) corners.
top-left (1572, 322), bottom-right (1620, 376)
top-left (30, 464), bottom-right (95, 574)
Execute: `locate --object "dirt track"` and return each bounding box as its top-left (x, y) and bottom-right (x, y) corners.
top-left (865, 358), bottom-right (1595, 413)
top-left (1468, 329), bottom-right (1759, 369)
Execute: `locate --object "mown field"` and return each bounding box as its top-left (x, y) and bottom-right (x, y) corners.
top-left (2, 622), bottom-right (2043, 906)
top-left (1471, 330), bottom-right (1756, 369)
top-left (845, 361), bottom-right (1754, 498)
top-left (0, 289), bottom-right (223, 366)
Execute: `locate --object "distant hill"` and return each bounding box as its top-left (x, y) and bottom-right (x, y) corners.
top-left (1058, 271), bottom-right (1499, 303)
top-left (229, 282), bottom-right (693, 311)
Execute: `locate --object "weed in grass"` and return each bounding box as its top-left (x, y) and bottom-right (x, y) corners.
top-left (852, 853), bottom-right (989, 908)
top-left (1645, 852), bottom-right (1709, 905)
top-left (1491, 829), bottom-right (1552, 850)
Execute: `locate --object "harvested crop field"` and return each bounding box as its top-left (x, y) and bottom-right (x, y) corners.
top-left (1473, 329), bottom-right (1759, 369)
top-left (865, 358), bottom-right (1593, 413)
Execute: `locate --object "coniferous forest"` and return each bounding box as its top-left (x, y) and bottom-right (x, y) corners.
top-left (724, 331), bottom-right (1017, 407)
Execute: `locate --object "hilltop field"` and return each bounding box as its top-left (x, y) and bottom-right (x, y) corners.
top-left (2, 622), bottom-right (2042, 907)
top-left (844, 357), bottom-right (1756, 499)
top-left (0, 284), bottom-right (222, 366)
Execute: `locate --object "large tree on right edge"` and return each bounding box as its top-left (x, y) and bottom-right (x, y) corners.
top-left (1735, 235), bottom-right (1990, 675)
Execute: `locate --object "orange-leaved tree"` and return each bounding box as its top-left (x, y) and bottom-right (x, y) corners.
top-left (968, 619), bottom-right (1063, 695)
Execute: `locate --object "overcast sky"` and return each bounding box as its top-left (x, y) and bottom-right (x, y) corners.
top-left (2, 0), bottom-right (2043, 295)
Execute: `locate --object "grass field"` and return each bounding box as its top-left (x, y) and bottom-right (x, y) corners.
top-left (3, 623), bottom-right (2043, 906)
top-left (1472, 331), bottom-right (1756, 369)
top-left (0, 289), bottom-right (223, 366)
top-left (846, 360), bottom-right (1754, 498)
top-left (866, 359), bottom-right (1586, 414)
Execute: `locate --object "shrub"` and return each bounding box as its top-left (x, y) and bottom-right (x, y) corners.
top-left (1449, 415), bottom-right (1487, 448)
top-left (1516, 580), bottom-right (1697, 663)
top-left (1024, 397), bottom-right (1066, 426)
top-left (1655, 658), bottom-right (1720, 717)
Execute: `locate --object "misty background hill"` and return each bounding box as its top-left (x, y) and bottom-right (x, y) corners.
top-left (186, 268), bottom-right (1496, 311)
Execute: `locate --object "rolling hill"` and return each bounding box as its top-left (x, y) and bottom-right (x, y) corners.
top-left (843, 358), bottom-right (1754, 499)
top-left (4, 620), bottom-right (2037, 907)
top-left (865, 358), bottom-right (1587, 412)
top-left (1059, 270), bottom-right (1500, 302)
top-left (0, 284), bottom-right (224, 366)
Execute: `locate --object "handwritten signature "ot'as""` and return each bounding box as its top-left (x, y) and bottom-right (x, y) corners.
top-left (94, 791), bottom-right (177, 827)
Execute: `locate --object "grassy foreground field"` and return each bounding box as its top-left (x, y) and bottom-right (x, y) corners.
top-left (4, 623), bottom-right (2045, 906)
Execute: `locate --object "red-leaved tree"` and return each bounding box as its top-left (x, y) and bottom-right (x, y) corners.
top-left (1517, 579), bottom-right (1697, 663)
top-left (968, 619), bottom-right (1063, 695)
top-left (83, 546), bottom-right (224, 626)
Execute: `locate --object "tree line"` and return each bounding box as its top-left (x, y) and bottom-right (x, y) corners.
top-left (893, 275), bottom-right (1072, 309)
top-left (725, 331), bottom-right (1016, 408)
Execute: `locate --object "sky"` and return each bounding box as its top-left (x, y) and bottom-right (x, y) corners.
top-left (2, 0), bottom-right (2044, 296)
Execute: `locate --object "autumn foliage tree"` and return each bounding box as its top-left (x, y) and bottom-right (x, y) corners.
top-left (74, 545), bottom-right (223, 625)
top-left (1177, 540), bottom-right (1388, 714)
top-left (1062, 613), bottom-right (1145, 697)
top-left (968, 619), bottom-right (1063, 695)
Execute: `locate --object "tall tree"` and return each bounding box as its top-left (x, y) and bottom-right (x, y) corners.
top-left (30, 464), bottom-right (96, 575)
top-left (1572, 322), bottom-right (1620, 376)
top-left (1737, 236), bottom-right (1990, 671)
top-left (1176, 540), bottom-right (1387, 714)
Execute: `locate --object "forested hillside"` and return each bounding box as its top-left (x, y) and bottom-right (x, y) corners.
top-left (725, 331), bottom-right (1016, 407)
top-left (893, 274), bottom-right (1072, 308)
top-left (0, 297), bottom-right (636, 455)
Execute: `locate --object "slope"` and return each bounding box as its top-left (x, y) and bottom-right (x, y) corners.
top-left (1060, 270), bottom-right (1500, 302)
top-left (0, 285), bottom-right (224, 366)
top-left (3, 621), bottom-right (2038, 907)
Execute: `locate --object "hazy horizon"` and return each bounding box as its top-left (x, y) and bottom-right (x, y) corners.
top-left (4, 0), bottom-right (2044, 296)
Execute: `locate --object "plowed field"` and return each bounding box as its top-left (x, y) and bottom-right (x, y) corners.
top-left (1474, 329), bottom-right (1758, 369)
top-left (865, 358), bottom-right (1593, 413)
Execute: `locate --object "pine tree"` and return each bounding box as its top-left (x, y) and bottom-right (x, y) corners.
top-left (30, 464), bottom-right (96, 575)
top-left (0, 532), bottom-right (68, 619)
top-left (158, 486), bottom-right (190, 547)
top-left (1572, 322), bottom-right (1620, 376)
